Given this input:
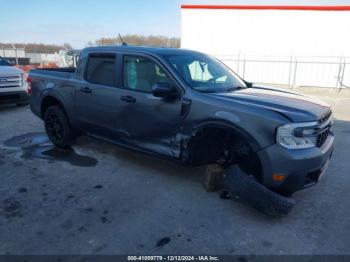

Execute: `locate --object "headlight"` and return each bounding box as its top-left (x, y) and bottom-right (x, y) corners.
top-left (277, 122), bottom-right (318, 149)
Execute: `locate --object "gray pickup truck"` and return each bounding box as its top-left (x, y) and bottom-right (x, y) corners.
top-left (29, 46), bottom-right (334, 196)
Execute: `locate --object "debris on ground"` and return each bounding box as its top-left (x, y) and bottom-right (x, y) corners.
top-left (202, 164), bottom-right (224, 192)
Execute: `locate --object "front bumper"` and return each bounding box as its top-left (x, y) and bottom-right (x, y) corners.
top-left (258, 132), bottom-right (334, 195)
top-left (0, 91), bottom-right (29, 105)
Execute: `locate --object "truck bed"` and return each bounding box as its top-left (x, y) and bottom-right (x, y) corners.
top-left (29, 67), bottom-right (76, 79)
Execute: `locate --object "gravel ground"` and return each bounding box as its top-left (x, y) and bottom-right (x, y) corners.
top-left (0, 88), bottom-right (349, 255)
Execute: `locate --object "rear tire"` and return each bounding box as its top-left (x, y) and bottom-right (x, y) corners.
top-left (16, 102), bottom-right (28, 107)
top-left (44, 105), bottom-right (75, 148)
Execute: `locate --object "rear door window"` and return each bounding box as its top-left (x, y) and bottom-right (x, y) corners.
top-left (86, 53), bottom-right (116, 86)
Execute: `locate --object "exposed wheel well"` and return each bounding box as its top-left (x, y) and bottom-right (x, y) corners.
top-left (41, 96), bottom-right (64, 118)
top-left (184, 126), bottom-right (263, 182)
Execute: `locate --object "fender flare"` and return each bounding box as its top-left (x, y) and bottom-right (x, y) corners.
top-left (189, 119), bottom-right (262, 152)
top-left (40, 90), bottom-right (68, 117)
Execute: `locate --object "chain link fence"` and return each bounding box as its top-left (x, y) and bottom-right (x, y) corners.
top-left (216, 55), bottom-right (350, 89)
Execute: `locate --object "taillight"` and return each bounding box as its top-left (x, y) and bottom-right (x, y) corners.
top-left (26, 75), bottom-right (32, 95)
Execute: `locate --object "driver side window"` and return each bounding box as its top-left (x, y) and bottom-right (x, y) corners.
top-left (123, 56), bottom-right (170, 93)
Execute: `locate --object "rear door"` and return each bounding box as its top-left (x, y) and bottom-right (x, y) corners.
top-left (75, 52), bottom-right (126, 138)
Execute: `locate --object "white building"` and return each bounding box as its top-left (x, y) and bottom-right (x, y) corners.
top-left (0, 47), bottom-right (26, 58)
top-left (181, 4), bottom-right (350, 88)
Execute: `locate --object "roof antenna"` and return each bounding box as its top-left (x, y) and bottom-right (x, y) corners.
top-left (118, 33), bottom-right (128, 46)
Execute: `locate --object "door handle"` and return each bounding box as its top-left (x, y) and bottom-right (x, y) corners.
top-left (80, 87), bottom-right (92, 93)
top-left (120, 95), bottom-right (136, 103)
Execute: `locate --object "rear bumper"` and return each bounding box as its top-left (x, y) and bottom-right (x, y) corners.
top-left (258, 132), bottom-right (334, 195)
top-left (0, 91), bottom-right (29, 105)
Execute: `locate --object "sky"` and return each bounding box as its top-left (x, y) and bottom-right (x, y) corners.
top-left (1, 0), bottom-right (350, 48)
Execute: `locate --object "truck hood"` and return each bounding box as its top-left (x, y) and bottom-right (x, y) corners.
top-left (0, 66), bottom-right (23, 76)
top-left (209, 86), bottom-right (331, 122)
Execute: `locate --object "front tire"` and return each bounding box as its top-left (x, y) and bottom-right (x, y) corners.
top-left (44, 105), bottom-right (75, 148)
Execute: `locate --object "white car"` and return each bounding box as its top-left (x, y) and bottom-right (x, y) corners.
top-left (0, 57), bottom-right (29, 106)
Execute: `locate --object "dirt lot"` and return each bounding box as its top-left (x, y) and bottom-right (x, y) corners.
top-left (0, 87), bottom-right (349, 255)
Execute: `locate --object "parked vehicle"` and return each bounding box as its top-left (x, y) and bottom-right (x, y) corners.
top-left (28, 46), bottom-right (334, 196)
top-left (0, 57), bottom-right (29, 106)
top-left (58, 49), bottom-right (81, 68)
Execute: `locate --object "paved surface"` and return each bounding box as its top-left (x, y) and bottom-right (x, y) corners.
top-left (0, 88), bottom-right (349, 255)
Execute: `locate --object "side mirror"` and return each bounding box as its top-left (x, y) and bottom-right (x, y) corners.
top-left (245, 81), bottom-right (253, 88)
top-left (152, 82), bottom-right (177, 98)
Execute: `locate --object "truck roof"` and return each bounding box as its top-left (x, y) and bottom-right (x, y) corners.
top-left (83, 46), bottom-right (200, 56)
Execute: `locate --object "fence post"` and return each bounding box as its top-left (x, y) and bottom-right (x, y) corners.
top-left (237, 52), bottom-right (241, 75)
top-left (243, 59), bottom-right (246, 79)
top-left (292, 59), bottom-right (298, 88)
top-left (336, 58), bottom-right (343, 88)
top-left (288, 56), bottom-right (293, 87)
top-left (341, 60), bottom-right (346, 88)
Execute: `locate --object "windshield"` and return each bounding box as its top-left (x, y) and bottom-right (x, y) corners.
top-left (0, 57), bottom-right (11, 66)
top-left (164, 53), bottom-right (246, 93)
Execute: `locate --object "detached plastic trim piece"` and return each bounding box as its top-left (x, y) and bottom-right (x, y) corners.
top-left (224, 165), bottom-right (296, 217)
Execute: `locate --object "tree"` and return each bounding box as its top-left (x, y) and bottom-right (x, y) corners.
top-left (63, 43), bottom-right (73, 50)
top-left (91, 35), bottom-right (181, 48)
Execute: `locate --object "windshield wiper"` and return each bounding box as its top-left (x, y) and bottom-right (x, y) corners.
top-left (193, 86), bottom-right (246, 93)
top-left (226, 86), bottom-right (246, 92)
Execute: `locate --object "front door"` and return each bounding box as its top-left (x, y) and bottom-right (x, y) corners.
top-left (118, 55), bottom-right (184, 143)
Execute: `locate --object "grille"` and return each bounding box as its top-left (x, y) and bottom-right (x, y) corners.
top-left (317, 128), bottom-right (331, 148)
top-left (0, 94), bottom-right (20, 101)
top-left (0, 75), bottom-right (22, 88)
top-left (316, 110), bottom-right (332, 148)
top-left (305, 169), bottom-right (321, 186)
